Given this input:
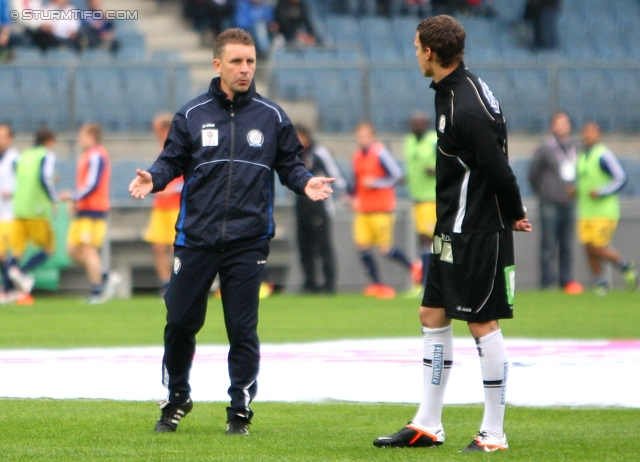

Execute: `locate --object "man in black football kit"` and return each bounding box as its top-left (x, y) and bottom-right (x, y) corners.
top-left (129, 29), bottom-right (335, 435)
top-left (374, 15), bottom-right (532, 453)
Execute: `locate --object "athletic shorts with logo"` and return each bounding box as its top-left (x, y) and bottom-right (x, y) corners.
top-left (422, 229), bottom-right (515, 322)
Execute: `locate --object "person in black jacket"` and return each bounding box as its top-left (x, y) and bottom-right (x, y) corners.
top-left (294, 124), bottom-right (346, 293)
top-left (374, 15), bottom-right (531, 453)
top-left (129, 28), bottom-right (334, 436)
top-left (274, 0), bottom-right (319, 46)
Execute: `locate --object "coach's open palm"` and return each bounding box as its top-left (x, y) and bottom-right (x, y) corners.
top-left (304, 177), bottom-right (335, 201)
top-left (129, 169), bottom-right (154, 199)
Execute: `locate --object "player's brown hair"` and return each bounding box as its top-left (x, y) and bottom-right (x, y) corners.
top-left (81, 123), bottom-right (103, 144)
top-left (416, 15), bottom-right (465, 68)
top-left (34, 127), bottom-right (56, 146)
top-left (213, 28), bottom-right (255, 60)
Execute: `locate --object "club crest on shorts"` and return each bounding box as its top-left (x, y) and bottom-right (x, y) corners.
top-left (247, 129), bottom-right (264, 147)
top-left (173, 257), bottom-right (181, 274)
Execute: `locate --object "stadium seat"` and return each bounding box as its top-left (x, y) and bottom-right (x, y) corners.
top-left (303, 48), bottom-right (336, 62)
top-left (325, 15), bottom-right (361, 47)
top-left (18, 67), bottom-right (71, 131)
top-left (492, 0), bottom-right (527, 23)
top-left (0, 68), bottom-right (20, 105)
top-left (272, 67), bottom-right (315, 100)
top-left (82, 49), bottom-right (115, 62)
top-left (44, 49), bottom-right (79, 63)
top-left (110, 160), bottom-right (147, 206)
top-left (172, 65), bottom-right (193, 109)
top-left (74, 66), bottom-right (129, 130)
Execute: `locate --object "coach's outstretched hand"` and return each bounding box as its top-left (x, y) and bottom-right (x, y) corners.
top-left (304, 177), bottom-right (335, 201)
top-left (129, 169), bottom-right (154, 199)
top-left (513, 217), bottom-right (532, 232)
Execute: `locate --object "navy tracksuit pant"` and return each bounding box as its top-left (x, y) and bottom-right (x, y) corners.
top-left (162, 239), bottom-right (269, 421)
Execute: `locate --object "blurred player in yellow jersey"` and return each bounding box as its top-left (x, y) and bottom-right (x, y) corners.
top-left (0, 124), bottom-right (19, 303)
top-left (5, 127), bottom-right (59, 305)
top-left (61, 123), bottom-right (121, 304)
top-left (144, 113), bottom-right (184, 297)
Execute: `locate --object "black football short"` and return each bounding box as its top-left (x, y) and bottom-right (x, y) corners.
top-left (422, 229), bottom-right (515, 322)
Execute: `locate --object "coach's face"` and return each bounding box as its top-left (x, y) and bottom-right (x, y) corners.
top-left (213, 43), bottom-right (256, 100)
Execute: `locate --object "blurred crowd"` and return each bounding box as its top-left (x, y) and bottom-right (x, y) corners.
top-left (178, 0), bottom-right (499, 56)
top-left (0, 0), bottom-right (120, 62)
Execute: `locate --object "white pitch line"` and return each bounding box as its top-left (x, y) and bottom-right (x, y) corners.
top-left (1, 338), bottom-right (639, 407)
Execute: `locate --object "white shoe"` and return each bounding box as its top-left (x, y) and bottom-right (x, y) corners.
top-left (0, 291), bottom-right (18, 304)
top-left (101, 271), bottom-right (122, 302)
top-left (460, 431), bottom-right (508, 452)
top-left (8, 267), bottom-right (34, 294)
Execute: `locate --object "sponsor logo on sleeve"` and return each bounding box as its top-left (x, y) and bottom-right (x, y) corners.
top-left (479, 79), bottom-right (500, 114)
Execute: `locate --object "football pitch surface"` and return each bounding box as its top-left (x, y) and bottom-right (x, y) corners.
top-left (1, 291), bottom-right (639, 460)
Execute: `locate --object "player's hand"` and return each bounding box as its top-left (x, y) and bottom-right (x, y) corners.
top-left (589, 190), bottom-right (600, 199)
top-left (513, 217), bottom-right (532, 232)
top-left (304, 177), bottom-right (335, 201)
top-left (129, 169), bottom-right (154, 199)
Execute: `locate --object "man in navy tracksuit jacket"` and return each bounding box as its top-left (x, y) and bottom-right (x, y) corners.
top-left (129, 28), bottom-right (334, 435)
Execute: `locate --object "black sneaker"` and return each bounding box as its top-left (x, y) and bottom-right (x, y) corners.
top-left (460, 431), bottom-right (508, 452)
top-left (154, 398), bottom-right (193, 432)
top-left (226, 415), bottom-right (250, 435)
top-left (373, 422), bottom-right (445, 448)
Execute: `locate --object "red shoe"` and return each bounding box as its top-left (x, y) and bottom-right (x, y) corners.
top-left (16, 293), bottom-right (34, 305)
top-left (410, 261), bottom-right (423, 285)
top-left (375, 285), bottom-right (396, 299)
top-left (364, 284), bottom-right (381, 297)
top-left (564, 281), bottom-right (584, 295)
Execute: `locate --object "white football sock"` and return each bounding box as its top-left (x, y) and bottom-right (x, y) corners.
top-left (412, 325), bottom-right (453, 429)
top-left (477, 329), bottom-right (509, 438)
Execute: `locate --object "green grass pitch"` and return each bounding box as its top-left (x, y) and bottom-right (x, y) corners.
top-left (1, 290), bottom-right (639, 461)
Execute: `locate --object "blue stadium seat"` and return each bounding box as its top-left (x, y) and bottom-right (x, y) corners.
top-left (272, 67), bottom-right (314, 100)
top-left (110, 160), bottom-right (147, 206)
top-left (13, 48), bottom-right (43, 62)
top-left (313, 67), bottom-right (364, 132)
top-left (18, 67), bottom-right (70, 131)
top-left (74, 66), bottom-right (129, 130)
top-left (44, 49), bottom-right (79, 63)
top-left (0, 68), bottom-right (20, 105)
top-left (151, 50), bottom-right (183, 62)
top-left (116, 31), bottom-right (147, 61)
top-left (335, 47), bottom-right (362, 61)
top-left (172, 65), bottom-right (193, 109)
top-left (82, 49), bottom-right (115, 62)
top-left (325, 15), bottom-right (361, 47)
top-left (301, 48), bottom-right (335, 63)
top-left (492, 0), bottom-right (527, 23)
top-left (124, 67), bottom-right (171, 130)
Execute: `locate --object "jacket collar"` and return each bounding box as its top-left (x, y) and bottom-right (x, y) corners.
top-left (430, 61), bottom-right (467, 93)
top-left (208, 77), bottom-right (256, 108)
